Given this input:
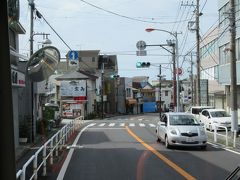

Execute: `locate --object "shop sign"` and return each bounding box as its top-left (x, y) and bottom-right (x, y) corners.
top-left (60, 80), bottom-right (86, 97)
top-left (11, 69), bottom-right (25, 87)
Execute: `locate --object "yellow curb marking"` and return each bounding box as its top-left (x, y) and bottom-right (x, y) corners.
top-left (125, 126), bottom-right (196, 180)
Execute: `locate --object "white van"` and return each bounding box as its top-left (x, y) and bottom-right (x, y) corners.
top-left (186, 106), bottom-right (214, 121)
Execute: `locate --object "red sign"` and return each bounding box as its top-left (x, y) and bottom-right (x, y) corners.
top-left (73, 96), bottom-right (87, 100)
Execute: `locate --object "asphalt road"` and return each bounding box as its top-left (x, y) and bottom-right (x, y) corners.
top-left (56, 114), bottom-right (240, 180)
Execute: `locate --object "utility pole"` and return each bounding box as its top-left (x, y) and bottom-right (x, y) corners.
top-left (190, 52), bottom-right (194, 106)
top-left (172, 43), bottom-right (177, 110)
top-left (229, 0), bottom-right (238, 134)
top-left (101, 63), bottom-right (104, 119)
top-left (183, 0), bottom-right (201, 106)
top-left (159, 65), bottom-right (162, 118)
top-left (196, 0), bottom-right (201, 106)
top-left (29, 0), bottom-right (34, 56)
top-left (1, 1), bottom-right (16, 179)
top-left (29, 0), bottom-right (35, 143)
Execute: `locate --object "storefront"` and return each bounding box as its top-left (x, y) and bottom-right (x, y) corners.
top-left (59, 80), bottom-right (87, 118)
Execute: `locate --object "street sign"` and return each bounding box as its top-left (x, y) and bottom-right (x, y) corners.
top-left (136, 40), bottom-right (146, 50)
top-left (136, 50), bottom-right (147, 56)
top-left (68, 50), bottom-right (79, 66)
top-left (68, 50), bottom-right (78, 60)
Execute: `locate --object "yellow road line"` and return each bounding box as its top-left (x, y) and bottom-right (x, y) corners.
top-left (125, 126), bottom-right (196, 180)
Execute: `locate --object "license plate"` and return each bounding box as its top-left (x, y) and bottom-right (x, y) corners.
top-left (186, 138), bottom-right (193, 142)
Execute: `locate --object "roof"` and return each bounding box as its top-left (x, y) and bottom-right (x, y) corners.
top-left (55, 71), bottom-right (90, 80)
top-left (77, 70), bottom-right (98, 80)
top-left (132, 82), bottom-right (153, 89)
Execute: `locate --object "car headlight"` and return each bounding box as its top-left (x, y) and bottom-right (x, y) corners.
top-left (170, 128), bottom-right (178, 135)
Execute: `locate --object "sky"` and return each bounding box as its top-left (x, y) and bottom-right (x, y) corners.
top-left (19, 0), bottom-right (219, 82)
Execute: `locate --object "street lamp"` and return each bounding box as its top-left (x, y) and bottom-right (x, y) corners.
top-left (145, 28), bottom-right (180, 112)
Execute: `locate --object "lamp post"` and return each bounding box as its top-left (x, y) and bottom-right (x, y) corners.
top-left (146, 28), bottom-right (180, 112)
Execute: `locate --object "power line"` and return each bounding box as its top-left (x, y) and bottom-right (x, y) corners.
top-left (35, 8), bottom-right (72, 50)
top-left (79, 0), bottom-right (192, 24)
top-left (34, 8), bottom-right (98, 72)
top-left (200, 0), bottom-right (208, 13)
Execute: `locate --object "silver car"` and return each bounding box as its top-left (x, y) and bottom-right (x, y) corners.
top-left (156, 112), bottom-right (207, 149)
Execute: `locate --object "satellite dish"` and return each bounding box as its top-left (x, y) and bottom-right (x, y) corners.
top-left (26, 46), bottom-right (60, 82)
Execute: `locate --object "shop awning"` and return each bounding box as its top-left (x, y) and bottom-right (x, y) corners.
top-left (126, 99), bottom-right (137, 105)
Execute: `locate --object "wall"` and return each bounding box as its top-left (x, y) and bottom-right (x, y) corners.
top-left (143, 102), bottom-right (156, 113)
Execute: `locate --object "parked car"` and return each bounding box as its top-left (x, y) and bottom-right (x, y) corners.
top-left (186, 106), bottom-right (214, 121)
top-left (156, 112), bottom-right (207, 149)
top-left (199, 109), bottom-right (231, 131)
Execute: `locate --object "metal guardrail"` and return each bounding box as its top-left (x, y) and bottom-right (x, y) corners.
top-left (204, 124), bottom-right (237, 148)
top-left (16, 116), bottom-right (84, 180)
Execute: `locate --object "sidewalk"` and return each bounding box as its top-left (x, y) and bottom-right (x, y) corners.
top-left (15, 128), bottom-right (60, 172)
top-left (206, 131), bottom-right (240, 152)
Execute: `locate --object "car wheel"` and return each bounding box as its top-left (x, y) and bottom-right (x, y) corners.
top-left (200, 145), bottom-right (207, 150)
top-left (165, 136), bottom-right (171, 149)
top-left (156, 130), bottom-right (161, 142)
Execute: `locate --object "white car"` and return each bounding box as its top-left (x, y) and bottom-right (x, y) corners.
top-left (186, 106), bottom-right (214, 121)
top-left (156, 112), bottom-right (207, 149)
top-left (199, 109), bottom-right (231, 131)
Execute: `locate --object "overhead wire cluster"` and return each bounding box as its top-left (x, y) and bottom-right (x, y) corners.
top-left (22, 0), bottom-right (223, 79)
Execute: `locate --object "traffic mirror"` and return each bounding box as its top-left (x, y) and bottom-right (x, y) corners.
top-left (26, 46), bottom-right (60, 82)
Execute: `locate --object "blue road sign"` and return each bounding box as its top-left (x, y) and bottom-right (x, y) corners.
top-left (68, 51), bottom-right (78, 60)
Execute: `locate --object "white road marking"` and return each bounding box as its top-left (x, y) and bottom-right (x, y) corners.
top-left (120, 123), bottom-right (125, 127)
top-left (149, 124), bottom-right (156, 127)
top-left (57, 124), bottom-right (92, 180)
top-left (90, 128), bottom-right (125, 130)
top-left (207, 142), bottom-right (240, 155)
top-left (109, 123), bottom-right (115, 127)
top-left (88, 123), bottom-right (96, 127)
top-left (98, 123), bottom-right (106, 127)
top-left (138, 118), bottom-right (143, 121)
top-left (129, 123), bottom-right (135, 127)
top-left (139, 123), bottom-right (145, 127)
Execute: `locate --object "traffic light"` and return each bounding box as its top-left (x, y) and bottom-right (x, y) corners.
top-left (110, 74), bottom-right (120, 79)
top-left (136, 62), bottom-right (151, 68)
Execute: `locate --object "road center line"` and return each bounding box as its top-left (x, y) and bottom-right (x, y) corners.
top-left (125, 126), bottom-right (196, 180)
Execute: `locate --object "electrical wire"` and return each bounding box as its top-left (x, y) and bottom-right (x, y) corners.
top-left (200, 0), bottom-right (208, 13)
top-left (34, 8), bottom-right (72, 51)
top-left (78, 0), bottom-right (192, 24)
top-left (34, 8), bottom-right (100, 72)
top-left (171, 2), bottom-right (182, 33)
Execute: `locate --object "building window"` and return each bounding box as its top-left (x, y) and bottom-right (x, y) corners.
top-left (9, 29), bottom-right (16, 49)
top-left (92, 57), bottom-right (95, 62)
top-left (219, 44), bottom-right (230, 65)
top-left (126, 88), bottom-right (131, 98)
top-left (165, 91), bottom-right (168, 96)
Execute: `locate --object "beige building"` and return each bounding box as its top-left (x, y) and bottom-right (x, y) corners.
top-left (200, 26), bottom-right (225, 108)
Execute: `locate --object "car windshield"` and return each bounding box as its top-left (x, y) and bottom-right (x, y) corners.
top-left (169, 115), bottom-right (200, 126)
top-left (192, 107), bottom-right (212, 114)
top-left (210, 111), bottom-right (230, 117)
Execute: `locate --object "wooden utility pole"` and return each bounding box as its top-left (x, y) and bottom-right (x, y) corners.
top-left (101, 63), bottom-right (104, 119)
top-left (229, 0), bottom-right (238, 133)
top-left (196, 0), bottom-right (201, 106)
